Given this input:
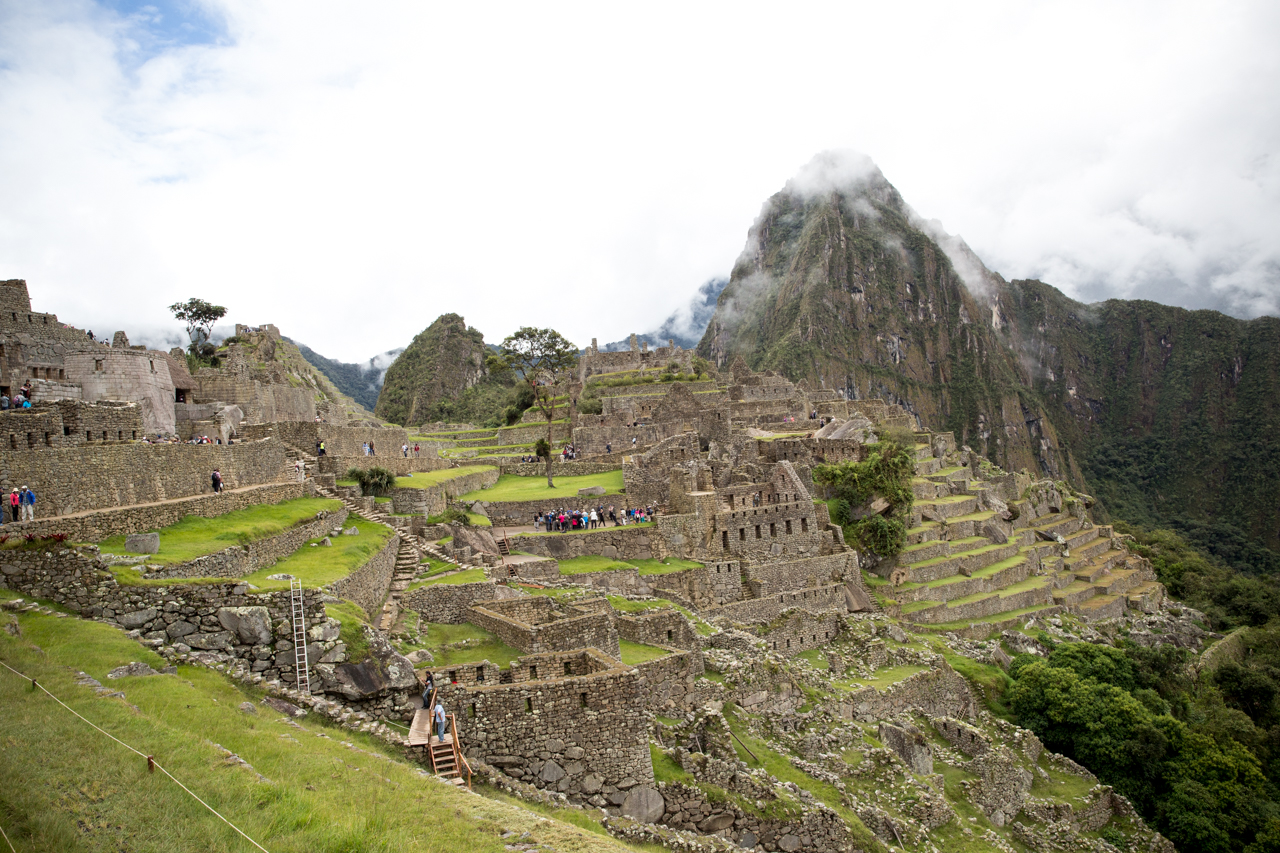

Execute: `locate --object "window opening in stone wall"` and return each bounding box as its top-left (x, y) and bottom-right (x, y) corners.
top-left (29, 368), bottom-right (36, 379)
top-left (786, 519), bottom-right (792, 534)
top-left (131, 431), bottom-right (137, 439)
top-left (563, 661), bottom-right (572, 676)
top-left (44, 432), bottom-right (51, 446)
top-left (101, 431), bottom-right (107, 441)
top-left (475, 668), bottom-right (485, 683)
top-left (801, 517), bottom-right (808, 533)
top-left (468, 703), bottom-right (476, 718)
top-left (529, 665), bottom-right (538, 680)
top-left (58, 369), bottom-right (64, 380)
top-left (63, 426), bottom-right (70, 436)
top-left (525, 698), bottom-right (533, 713)
top-left (580, 693), bottom-right (588, 708)
top-left (26, 432), bottom-right (33, 448)
top-left (94, 359), bottom-right (103, 371)
top-left (149, 360), bottom-right (155, 372)
top-left (7, 434), bottom-right (13, 450)
top-left (770, 522), bottom-right (776, 537)
top-left (666, 629), bottom-right (674, 641)
top-left (448, 670), bottom-right (457, 683)
top-left (85, 431), bottom-right (91, 442)
top-left (739, 528), bottom-right (745, 542)
top-left (117, 431), bottom-right (123, 441)
top-left (722, 530), bottom-right (728, 549)
top-left (755, 525), bottom-right (761, 539)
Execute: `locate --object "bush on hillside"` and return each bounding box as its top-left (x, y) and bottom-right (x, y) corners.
top-left (346, 466), bottom-right (397, 497)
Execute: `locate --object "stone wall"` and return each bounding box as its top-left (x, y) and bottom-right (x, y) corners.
top-left (64, 349), bottom-right (180, 435)
top-left (477, 494), bottom-right (626, 526)
top-left (745, 553), bottom-right (856, 597)
top-left (441, 649), bottom-right (652, 798)
top-left (839, 662), bottom-right (976, 722)
top-left (401, 580), bottom-right (520, 624)
top-left (648, 561), bottom-right (743, 610)
top-left (634, 650), bottom-right (705, 711)
top-left (382, 467), bottom-right (500, 516)
top-left (757, 610), bottom-right (843, 657)
top-left (616, 608), bottom-right (701, 651)
top-left (145, 507), bottom-right (348, 579)
top-left (0, 545), bottom-right (329, 686)
top-left (712, 583), bottom-right (848, 624)
top-left (330, 532), bottom-right (398, 619)
top-left (3, 481), bottom-right (309, 543)
top-left (510, 526), bottom-right (669, 562)
top-left (317, 455), bottom-right (450, 477)
top-left (467, 597), bottom-right (621, 659)
top-left (241, 422), bottom-right (412, 458)
top-left (555, 566), bottom-right (654, 597)
top-left (0, 437), bottom-right (288, 519)
top-left (0, 401), bottom-right (146, 451)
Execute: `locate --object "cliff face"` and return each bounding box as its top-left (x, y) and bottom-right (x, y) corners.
top-left (698, 153), bottom-right (1280, 561)
top-left (697, 155), bottom-right (1080, 481)
top-left (375, 314), bottom-right (487, 426)
top-left (1000, 282), bottom-right (1280, 557)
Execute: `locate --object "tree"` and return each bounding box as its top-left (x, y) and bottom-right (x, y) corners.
top-left (497, 327), bottom-right (578, 487)
top-left (168, 298), bottom-right (227, 348)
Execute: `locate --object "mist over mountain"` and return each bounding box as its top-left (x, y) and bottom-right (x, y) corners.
top-left (698, 150), bottom-right (1280, 568)
top-left (291, 339), bottom-right (403, 412)
top-left (599, 278), bottom-right (728, 351)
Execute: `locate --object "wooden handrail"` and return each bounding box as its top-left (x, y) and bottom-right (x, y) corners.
top-left (448, 714), bottom-right (472, 789)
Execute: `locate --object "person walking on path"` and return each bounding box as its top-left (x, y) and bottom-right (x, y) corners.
top-left (8, 489), bottom-right (18, 523)
top-left (414, 444), bottom-right (420, 457)
top-left (421, 672), bottom-right (435, 709)
top-left (294, 458), bottom-right (305, 482)
top-left (19, 486), bottom-right (34, 521)
top-left (402, 444), bottom-right (408, 457)
top-left (211, 469), bottom-right (223, 494)
top-left (433, 700), bottom-right (447, 743)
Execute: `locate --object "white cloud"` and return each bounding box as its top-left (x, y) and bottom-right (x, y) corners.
top-left (0, 0), bottom-right (1277, 362)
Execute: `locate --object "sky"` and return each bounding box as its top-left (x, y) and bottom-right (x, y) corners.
top-left (1, 1), bottom-right (1277, 362)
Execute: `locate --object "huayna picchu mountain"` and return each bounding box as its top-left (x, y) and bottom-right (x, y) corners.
top-left (699, 151), bottom-right (1280, 565)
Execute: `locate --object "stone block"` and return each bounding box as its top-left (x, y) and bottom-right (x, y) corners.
top-left (124, 533), bottom-right (159, 554)
top-left (621, 786), bottom-right (665, 824)
top-left (118, 607), bottom-right (157, 629)
top-left (217, 606), bottom-right (273, 645)
top-left (186, 630), bottom-right (235, 650)
top-left (578, 486), bottom-right (607, 496)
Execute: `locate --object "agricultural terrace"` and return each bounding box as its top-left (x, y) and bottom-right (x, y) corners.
top-left (98, 498), bottom-right (343, 565)
top-left (459, 470), bottom-right (623, 502)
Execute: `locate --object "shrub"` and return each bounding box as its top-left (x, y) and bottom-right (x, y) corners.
top-left (345, 466), bottom-right (397, 497)
top-left (846, 515), bottom-right (906, 557)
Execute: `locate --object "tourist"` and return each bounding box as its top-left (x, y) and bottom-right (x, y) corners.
top-left (211, 469), bottom-right (223, 493)
top-left (0, 394), bottom-right (8, 410)
top-left (294, 458), bottom-right (305, 481)
top-left (20, 398), bottom-right (30, 409)
top-left (605, 442), bottom-right (611, 454)
top-left (589, 508), bottom-right (598, 529)
top-left (402, 444), bottom-right (408, 457)
top-left (414, 444), bottom-right (420, 457)
top-left (19, 486), bottom-right (34, 522)
top-left (369, 442), bottom-right (375, 456)
top-left (8, 489), bottom-right (17, 523)
top-left (609, 505), bottom-right (617, 526)
top-left (362, 442), bottom-right (368, 456)
top-left (421, 671), bottom-right (435, 708)
top-left (433, 700), bottom-right (447, 743)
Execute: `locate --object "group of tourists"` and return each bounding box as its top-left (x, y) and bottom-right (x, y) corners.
top-left (560, 443), bottom-right (580, 461)
top-left (534, 504), bottom-right (656, 531)
top-left (3, 487), bottom-right (35, 523)
top-left (401, 444), bottom-right (421, 457)
top-left (361, 442), bottom-right (377, 456)
top-left (1, 382), bottom-right (36, 410)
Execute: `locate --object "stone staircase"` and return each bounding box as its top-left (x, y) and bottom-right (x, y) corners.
top-left (887, 437), bottom-right (1164, 628)
top-left (378, 538), bottom-right (423, 631)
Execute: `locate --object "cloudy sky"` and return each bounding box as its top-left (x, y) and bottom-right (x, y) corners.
top-left (1, 1), bottom-right (1277, 362)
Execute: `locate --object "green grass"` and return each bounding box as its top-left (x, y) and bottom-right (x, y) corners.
top-left (239, 515), bottom-right (395, 591)
top-left (796, 649), bottom-right (829, 670)
top-left (558, 555), bottom-right (633, 575)
top-left (630, 558), bottom-right (703, 576)
top-left (413, 568), bottom-right (486, 586)
top-left (466, 513), bottom-right (492, 527)
top-left (393, 465), bottom-right (496, 489)
top-left (325, 598), bottom-right (372, 662)
top-left (98, 498), bottom-right (342, 565)
top-left (604, 596), bottom-right (716, 636)
top-left (419, 622), bottom-right (523, 668)
top-left (459, 470), bottom-right (624, 502)
top-left (836, 664), bottom-right (928, 692)
top-left (0, 603), bottom-right (636, 853)
top-left (619, 639), bottom-right (669, 665)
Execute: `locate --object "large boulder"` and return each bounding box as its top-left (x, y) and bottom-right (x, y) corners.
top-left (448, 523), bottom-right (501, 557)
top-left (124, 533), bottom-right (159, 554)
top-left (620, 786), bottom-right (665, 824)
top-left (577, 485), bottom-right (606, 497)
top-left (118, 608), bottom-right (157, 629)
top-left (217, 606), bottom-right (272, 645)
top-left (314, 629), bottom-right (417, 700)
top-left (878, 721), bottom-right (934, 776)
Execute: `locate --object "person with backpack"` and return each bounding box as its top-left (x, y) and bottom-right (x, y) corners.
top-left (211, 469), bottom-right (223, 493)
top-left (19, 486), bottom-right (34, 521)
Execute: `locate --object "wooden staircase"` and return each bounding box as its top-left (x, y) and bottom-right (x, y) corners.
top-left (409, 701), bottom-right (472, 789)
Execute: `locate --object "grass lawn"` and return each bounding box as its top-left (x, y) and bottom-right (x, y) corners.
top-left (419, 622), bottom-right (523, 668)
top-left (239, 515), bottom-right (394, 592)
top-left (604, 595), bottom-right (716, 636)
top-left (411, 567), bottom-right (486, 587)
top-left (618, 639), bottom-right (669, 665)
top-left (393, 465), bottom-right (496, 489)
top-left (558, 555), bottom-right (633, 575)
top-left (630, 558), bottom-right (702, 576)
top-left (835, 664), bottom-right (929, 692)
top-left (459, 470), bottom-right (624, 502)
top-left (98, 498), bottom-right (342, 565)
top-left (0, 597), bottom-right (636, 853)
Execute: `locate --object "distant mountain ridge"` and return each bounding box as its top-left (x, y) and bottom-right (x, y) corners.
top-left (599, 278), bottom-right (727, 351)
top-left (290, 340), bottom-right (402, 412)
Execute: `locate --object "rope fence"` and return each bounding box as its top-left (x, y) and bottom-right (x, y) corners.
top-left (0, 659), bottom-right (273, 853)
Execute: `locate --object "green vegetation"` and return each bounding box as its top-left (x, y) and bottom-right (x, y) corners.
top-left (604, 595), bottom-right (715, 636)
top-left (345, 465), bottom-right (396, 496)
top-left (241, 515), bottom-right (394, 591)
top-left (460, 470), bottom-right (623, 502)
top-left (557, 555), bottom-right (702, 576)
top-left (0, 601), bottom-right (633, 853)
top-left (814, 440), bottom-right (914, 557)
top-left (324, 598), bottom-right (372, 663)
top-left (418, 622), bottom-right (523, 668)
top-left (98, 498), bottom-right (341, 565)
top-left (395, 465), bottom-right (496, 488)
top-left (618, 639), bottom-right (669, 665)
top-left (412, 567), bottom-right (486, 587)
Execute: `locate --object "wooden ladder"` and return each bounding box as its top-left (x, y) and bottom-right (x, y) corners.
top-left (427, 714), bottom-right (472, 789)
top-left (289, 578), bottom-right (311, 694)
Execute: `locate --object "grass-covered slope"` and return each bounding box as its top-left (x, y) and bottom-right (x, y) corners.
top-left (0, 596), bottom-right (637, 853)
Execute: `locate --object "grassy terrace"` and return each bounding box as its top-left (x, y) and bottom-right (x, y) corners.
top-left (98, 498), bottom-right (342, 565)
top-left (0, 598), bottom-right (632, 853)
top-left (460, 470), bottom-right (624, 502)
top-left (605, 595), bottom-right (716, 636)
top-left (392, 465), bottom-right (496, 488)
top-left (619, 639), bottom-right (669, 665)
top-left (519, 521), bottom-right (654, 537)
top-left (408, 567), bottom-right (486, 588)
top-left (242, 516), bottom-right (394, 591)
top-left (557, 555), bottom-right (703, 577)
top-left (415, 621), bottom-right (523, 668)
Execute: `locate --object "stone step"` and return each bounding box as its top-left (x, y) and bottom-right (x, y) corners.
top-left (925, 465), bottom-right (970, 484)
top-left (911, 478), bottom-right (944, 500)
top-left (898, 554), bottom-right (1032, 604)
top-left (913, 443), bottom-right (934, 461)
top-left (901, 576), bottom-right (1054, 624)
top-left (1067, 535), bottom-right (1112, 563)
top-left (1027, 513), bottom-right (1085, 539)
top-left (1052, 580), bottom-right (1100, 607)
top-left (1069, 550), bottom-right (1129, 582)
top-left (1095, 568), bottom-right (1143, 597)
top-left (916, 494), bottom-right (979, 521)
top-left (915, 456), bottom-right (942, 476)
top-left (905, 522), bottom-right (941, 546)
top-left (904, 541), bottom-right (1021, 585)
top-left (1074, 593), bottom-right (1126, 621)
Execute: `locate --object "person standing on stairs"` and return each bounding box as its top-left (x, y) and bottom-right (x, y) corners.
top-left (433, 699), bottom-right (447, 743)
top-left (421, 671), bottom-right (434, 710)
top-left (294, 458), bottom-right (305, 482)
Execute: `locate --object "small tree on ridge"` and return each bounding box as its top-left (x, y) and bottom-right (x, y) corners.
top-left (496, 327), bottom-right (578, 488)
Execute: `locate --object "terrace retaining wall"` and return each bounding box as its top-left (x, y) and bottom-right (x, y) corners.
top-left (144, 507), bottom-right (349, 580)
